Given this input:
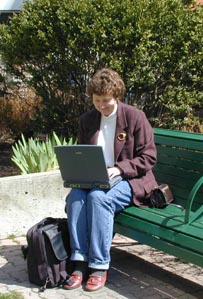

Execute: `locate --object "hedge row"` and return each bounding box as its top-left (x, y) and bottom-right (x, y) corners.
top-left (0, 0), bottom-right (203, 138)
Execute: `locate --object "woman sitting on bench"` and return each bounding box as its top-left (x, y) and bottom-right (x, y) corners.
top-left (63, 68), bottom-right (158, 292)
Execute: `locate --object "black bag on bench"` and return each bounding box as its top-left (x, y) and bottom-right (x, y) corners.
top-left (149, 184), bottom-right (184, 209)
top-left (21, 217), bottom-right (71, 291)
top-left (149, 184), bottom-right (173, 208)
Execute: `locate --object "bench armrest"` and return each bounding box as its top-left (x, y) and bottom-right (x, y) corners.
top-left (184, 176), bottom-right (203, 224)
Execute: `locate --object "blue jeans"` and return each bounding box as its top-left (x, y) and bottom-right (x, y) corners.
top-left (65, 180), bottom-right (132, 270)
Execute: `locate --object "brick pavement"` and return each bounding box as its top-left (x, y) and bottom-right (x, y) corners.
top-left (1, 234), bottom-right (203, 299)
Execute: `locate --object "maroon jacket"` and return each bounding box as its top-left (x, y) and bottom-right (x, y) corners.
top-left (78, 101), bottom-right (158, 206)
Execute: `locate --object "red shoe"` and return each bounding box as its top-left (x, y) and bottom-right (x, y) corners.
top-left (85, 271), bottom-right (108, 292)
top-left (63, 273), bottom-right (83, 290)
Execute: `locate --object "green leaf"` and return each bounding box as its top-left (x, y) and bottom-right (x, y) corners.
top-left (11, 132), bottom-right (75, 174)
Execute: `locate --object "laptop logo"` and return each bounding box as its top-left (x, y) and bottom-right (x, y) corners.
top-left (69, 183), bottom-right (82, 188)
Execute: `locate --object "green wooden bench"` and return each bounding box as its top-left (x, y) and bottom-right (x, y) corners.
top-left (114, 128), bottom-right (203, 267)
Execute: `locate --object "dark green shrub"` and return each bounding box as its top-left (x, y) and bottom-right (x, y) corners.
top-left (0, 0), bottom-right (203, 135)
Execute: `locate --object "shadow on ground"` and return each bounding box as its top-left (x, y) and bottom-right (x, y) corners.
top-left (110, 246), bottom-right (203, 299)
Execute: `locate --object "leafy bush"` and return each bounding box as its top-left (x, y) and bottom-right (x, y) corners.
top-left (0, 0), bottom-right (203, 134)
top-left (12, 132), bottom-right (76, 174)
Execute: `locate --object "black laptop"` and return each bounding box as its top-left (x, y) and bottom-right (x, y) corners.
top-left (54, 145), bottom-right (122, 189)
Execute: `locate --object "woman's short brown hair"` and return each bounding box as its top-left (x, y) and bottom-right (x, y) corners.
top-left (86, 68), bottom-right (126, 101)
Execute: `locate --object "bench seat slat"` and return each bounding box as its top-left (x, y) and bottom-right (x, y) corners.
top-left (118, 206), bottom-right (203, 233)
top-left (114, 222), bottom-right (203, 267)
top-left (114, 212), bottom-right (203, 253)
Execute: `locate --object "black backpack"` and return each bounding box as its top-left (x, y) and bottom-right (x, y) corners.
top-left (22, 217), bottom-right (71, 291)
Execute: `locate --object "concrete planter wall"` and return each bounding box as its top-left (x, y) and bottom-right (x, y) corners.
top-left (0, 170), bottom-right (69, 238)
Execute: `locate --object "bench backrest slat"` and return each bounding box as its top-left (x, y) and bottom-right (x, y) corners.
top-left (153, 128), bottom-right (203, 209)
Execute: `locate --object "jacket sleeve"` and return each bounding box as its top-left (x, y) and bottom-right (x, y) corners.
top-left (115, 110), bottom-right (157, 179)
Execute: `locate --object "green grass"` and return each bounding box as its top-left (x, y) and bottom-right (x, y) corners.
top-left (7, 234), bottom-right (16, 240)
top-left (0, 291), bottom-right (24, 299)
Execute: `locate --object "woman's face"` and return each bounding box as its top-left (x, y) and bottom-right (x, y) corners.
top-left (92, 94), bottom-right (117, 116)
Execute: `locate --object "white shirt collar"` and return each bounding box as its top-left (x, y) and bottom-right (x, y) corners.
top-left (102, 103), bottom-right (118, 120)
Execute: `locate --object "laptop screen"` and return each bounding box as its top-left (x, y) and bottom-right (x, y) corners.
top-left (54, 145), bottom-right (110, 183)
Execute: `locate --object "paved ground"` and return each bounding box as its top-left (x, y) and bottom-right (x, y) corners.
top-left (1, 234), bottom-right (203, 299)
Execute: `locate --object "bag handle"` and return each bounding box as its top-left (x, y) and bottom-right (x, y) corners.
top-left (43, 226), bottom-right (69, 260)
